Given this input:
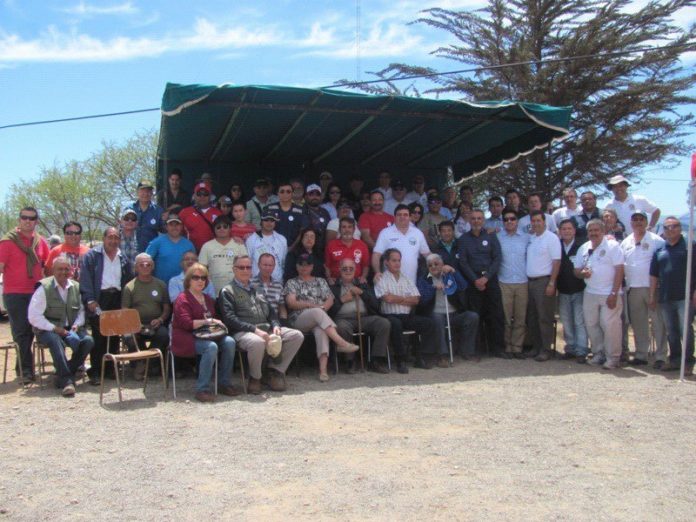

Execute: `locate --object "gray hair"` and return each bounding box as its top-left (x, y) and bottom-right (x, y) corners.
top-left (601, 207), bottom-right (618, 219)
top-left (586, 218), bottom-right (605, 231)
top-left (135, 253), bottom-right (153, 265)
top-left (426, 253), bottom-right (443, 265)
top-left (52, 254), bottom-right (72, 268)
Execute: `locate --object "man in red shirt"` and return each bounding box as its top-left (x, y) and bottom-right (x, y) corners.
top-left (357, 190), bottom-right (393, 250)
top-left (179, 181), bottom-right (222, 252)
top-left (44, 221), bottom-right (89, 280)
top-left (324, 217), bottom-right (369, 284)
top-left (0, 206), bottom-right (50, 382)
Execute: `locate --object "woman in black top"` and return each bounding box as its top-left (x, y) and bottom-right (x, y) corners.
top-left (284, 228), bottom-right (326, 282)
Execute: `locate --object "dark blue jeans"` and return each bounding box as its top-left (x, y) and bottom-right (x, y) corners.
top-left (5, 293), bottom-right (34, 377)
top-left (37, 329), bottom-right (94, 387)
top-left (430, 311), bottom-right (480, 356)
top-left (660, 300), bottom-right (695, 364)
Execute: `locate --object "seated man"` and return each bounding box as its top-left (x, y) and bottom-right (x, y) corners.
top-left (121, 253), bottom-right (171, 379)
top-left (250, 253), bottom-right (287, 319)
top-left (417, 253), bottom-right (479, 367)
top-left (329, 258), bottom-right (391, 374)
top-left (28, 255), bottom-right (94, 396)
top-left (219, 255), bottom-right (303, 394)
top-left (374, 248), bottom-right (436, 374)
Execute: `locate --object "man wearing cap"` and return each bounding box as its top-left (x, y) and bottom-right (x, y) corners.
top-left (246, 178), bottom-right (274, 229)
top-left (419, 193), bottom-right (447, 249)
top-left (324, 217), bottom-right (369, 284)
top-left (552, 187), bottom-right (579, 227)
top-left (129, 180), bottom-right (163, 253)
top-left (156, 168), bottom-right (190, 213)
top-left (245, 209), bottom-right (287, 282)
top-left (358, 190), bottom-right (393, 250)
top-left (179, 181), bottom-right (222, 252)
top-left (571, 191), bottom-right (601, 244)
top-left (384, 180), bottom-right (410, 215)
top-left (606, 175), bottom-right (661, 232)
top-left (406, 175), bottom-right (428, 207)
top-left (28, 255), bottom-right (94, 396)
top-left (80, 227), bottom-right (133, 384)
top-left (0, 206), bottom-right (51, 382)
top-left (573, 219), bottom-right (625, 369)
top-left (119, 208), bottom-right (139, 270)
top-left (649, 216), bottom-right (695, 372)
top-left (197, 173), bottom-right (217, 204)
top-left (265, 180), bottom-right (307, 248)
top-left (303, 184), bottom-right (331, 252)
top-left (145, 215), bottom-right (196, 285)
top-left (45, 221), bottom-right (89, 280)
top-left (620, 211), bottom-right (667, 367)
top-left (199, 215), bottom-right (248, 295)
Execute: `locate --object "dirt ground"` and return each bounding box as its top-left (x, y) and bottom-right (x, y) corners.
top-left (1, 317), bottom-right (695, 521)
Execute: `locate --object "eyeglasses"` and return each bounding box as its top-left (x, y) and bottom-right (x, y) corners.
top-left (190, 275), bottom-right (207, 281)
top-left (122, 216), bottom-right (137, 222)
top-left (234, 265), bottom-right (252, 270)
top-left (663, 224), bottom-right (681, 230)
top-left (340, 266), bottom-right (355, 272)
top-left (503, 217), bottom-right (517, 222)
top-left (64, 230), bottom-right (81, 236)
top-left (20, 215), bottom-right (38, 221)
top-left (196, 192), bottom-right (210, 197)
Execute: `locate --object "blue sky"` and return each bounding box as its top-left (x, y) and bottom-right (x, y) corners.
top-left (0, 0), bottom-right (694, 216)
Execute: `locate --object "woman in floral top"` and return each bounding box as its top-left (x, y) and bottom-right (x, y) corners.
top-left (283, 252), bottom-right (359, 382)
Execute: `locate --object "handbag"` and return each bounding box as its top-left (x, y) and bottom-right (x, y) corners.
top-left (192, 322), bottom-right (228, 341)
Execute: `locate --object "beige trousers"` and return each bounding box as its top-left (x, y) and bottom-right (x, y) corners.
top-left (234, 327), bottom-right (304, 379)
top-left (583, 292), bottom-right (623, 364)
top-left (291, 308), bottom-right (336, 357)
top-left (500, 282), bottom-right (528, 353)
top-left (627, 287), bottom-right (667, 361)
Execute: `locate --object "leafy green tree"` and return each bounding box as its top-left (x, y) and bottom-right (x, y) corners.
top-left (343, 0), bottom-right (696, 201)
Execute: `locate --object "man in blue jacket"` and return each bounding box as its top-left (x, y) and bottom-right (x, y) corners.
top-left (417, 253), bottom-right (479, 366)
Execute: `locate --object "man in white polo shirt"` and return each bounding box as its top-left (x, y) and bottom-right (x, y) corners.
top-left (552, 187), bottom-right (579, 227)
top-left (518, 192), bottom-right (558, 234)
top-left (526, 210), bottom-right (561, 361)
top-left (372, 203), bottom-right (430, 285)
top-left (605, 175), bottom-right (660, 232)
top-left (620, 210), bottom-right (667, 367)
top-left (574, 219), bottom-right (625, 369)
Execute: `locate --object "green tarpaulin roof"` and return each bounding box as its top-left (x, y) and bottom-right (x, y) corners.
top-left (157, 82), bottom-right (571, 184)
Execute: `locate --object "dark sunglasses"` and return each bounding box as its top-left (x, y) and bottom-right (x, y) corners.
top-left (191, 275), bottom-right (207, 281)
top-left (64, 230), bottom-right (81, 236)
top-left (122, 216), bottom-right (137, 222)
top-left (196, 192), bottom-right (210, 197)
top-left (234, 265), bottom-right (252, 270)
top-left (20, 215), bottom-right (38, 221)
top-left (663, 224), bottom-right (680, 230)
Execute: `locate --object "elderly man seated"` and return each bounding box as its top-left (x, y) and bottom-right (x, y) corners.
top-left (219, 255), bottom-right (303, 394)
top-left (329, 258), bottom-right (391, 374)
top-left (28, 255), bottom-right (94, 396)
top-left (417, 253), bottom-right (479, 367)
top-left (374, 248), bottom-right (436, 374)
top-left (121, 253), bottom-right (171, 380)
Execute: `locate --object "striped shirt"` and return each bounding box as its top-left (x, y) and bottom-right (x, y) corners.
top-left (374, 270), bottom-right (420, 315)
top-left (250, 276), bottom-right (284, 315)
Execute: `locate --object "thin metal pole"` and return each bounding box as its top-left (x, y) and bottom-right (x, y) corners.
top-left (680, 177), bottom-right (696, 381)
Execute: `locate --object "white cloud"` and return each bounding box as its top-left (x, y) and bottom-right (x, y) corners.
top-left (62, 1), bottom-right (138, 16)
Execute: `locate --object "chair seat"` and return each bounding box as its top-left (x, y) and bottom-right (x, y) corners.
top-left (106, 349), bottom-right (162, 361)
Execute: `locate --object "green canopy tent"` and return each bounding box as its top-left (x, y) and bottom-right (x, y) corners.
top-left (156, 82), bottom-right (571, 194)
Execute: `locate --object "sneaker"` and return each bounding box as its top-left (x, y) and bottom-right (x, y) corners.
top-left (247, 377), bottom-right (262, 394)
top-left (61, 384), bottom-right (76, 397)
top-left (561, 352), bottom-right (576, 360)
top-left (368, 360), bottom-right (389, 374)
top-left (195, 391), bottom-right (216, 403)
top-left (576, 355), bottom-right (588, 364)
top-left (437, 356), bottom-right (451, 368)
top-left (630, 358), bottom-right (648, 366)
top-left (396, 361), bottom-right (409, 374)
top-left (653, 360), bottom-right (665, 370)
top-left (500, 352), bottom-right (513, 360)
top-left (414, 357), bottom-right (433, 370)
top-left (522, 350), bottom-right (538, 359)
top-left (337, 343), bottom-right (359, 354)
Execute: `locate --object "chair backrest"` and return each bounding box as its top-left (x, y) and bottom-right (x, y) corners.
top-left (100, 309), bottom-right (142, 337)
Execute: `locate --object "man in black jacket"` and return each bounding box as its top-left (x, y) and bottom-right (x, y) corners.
top-left (329, 258), bottom-right (391, 374)
top-left (557, 219), bottom-right (588, 362)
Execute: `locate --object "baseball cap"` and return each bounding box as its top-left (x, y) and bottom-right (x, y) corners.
top-left (166, 215), bottom-right (182, 224)
top-left (306, 183), bottom-right (322, 194)
top-left (219, 195), bottom-right (233, 206)
top-left (296, 252), bottom-right (315, 265)
top-left (261, 209), bottom-right (279, 221)
top-left (121, 208), bottom-right (137, 218)
top-left (137, 180), bottom-right (154, 190)
top-left (254, 178), bottom-right (270, 187)
top-left (200, 172), bottom-right (213, 181)
top-left (427, 193), bottom-right (442, 203)
top-left (631, 210), bottom-right (648, 219)
top-left (194, 182), bottom-right (212, 194)
top-left (607, 175), bottom-right (630, 189)
top-left (392, 180), bottom-right (406, 190)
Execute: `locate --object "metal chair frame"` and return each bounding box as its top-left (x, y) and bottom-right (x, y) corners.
top-left (0, 342), bottom-right (24, 388)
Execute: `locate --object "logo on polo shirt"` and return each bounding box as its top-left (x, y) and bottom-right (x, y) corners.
top-left (409, 238), bottom-right (416, 245)
top-left (354, 249), bottom-right (362, 263)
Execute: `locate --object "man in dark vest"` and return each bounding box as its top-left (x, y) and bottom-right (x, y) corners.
top-left (28, 255), bottom-right (94, 396)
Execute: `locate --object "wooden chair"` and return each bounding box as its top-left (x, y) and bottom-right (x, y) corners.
top-left (99, 309), bottom-right (166, 404)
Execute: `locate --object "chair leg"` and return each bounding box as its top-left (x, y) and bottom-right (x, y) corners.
top-left (114, 359), bottom-right (123, 403)
top-left (168, 351), bottom-right (176, 398)
top-left (213, 356), bottom-right (218, 396)
top-left (99, 355), bottom-right (108, 405)
top-left (3, 347), bottom-right (7, 384)
top-left (143, 358), bottom-right (150, 393)
top-left (158, 352), bottom-right (166, 401)
top-left (237, 351), bottom-right (247, 394)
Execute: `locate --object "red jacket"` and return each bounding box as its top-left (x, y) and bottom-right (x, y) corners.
top-left (179, 206), bottom-right (222, 252)
top-left (171, 290), bottom-right (219, 357)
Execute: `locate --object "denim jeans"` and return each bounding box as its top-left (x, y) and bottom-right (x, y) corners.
top-left (429, 311), bottom-right (480, 356)
top-left (194, 336), bottom-right (236, 393)
top-left (5, 293), bottom-right (35, 376)
top-left (659, 300), bottom-right (695, 364)
top-left (37, 329), bottom-right (94, 388)
top-left (558, 292), bottom-right (588, 356)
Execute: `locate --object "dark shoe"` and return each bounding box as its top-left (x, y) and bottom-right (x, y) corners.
top-left (248, 378), bottom-right (262, 394)
top-left (620, 353), bottom-right (630, 363)
top-left (368, 360), bottom-right (390, 374)
top-left (576, 355), bottom-right (587, 364)
top-left (630, 358), bottom-right (648, 366)
top-left (653, 360), bottom-right (665, 370)
top-left (20, 372), bottom-right (35, 385)
top-left (396, 361), bottom-right (409, 374)
top-left (195, 391), bottom-right (216, 403)
top-left (500, 352), bottom-right (513, 360)
top-left (561, 352), bottom-right (576, 360)
top-left (661, 362), bottom-right (679, 372)
top-left (345, 359), bottom-right (357, 375)
top-left (220, 385), bottom-right (241, 397)
top-left (414, 357), bottom-right (433, 370)
top-left (523, 350), bottom-right (538, 359)
top-left (88, 376), bottom-right (101, 386)
top-left (512, 353), bottom-right (526, 360)
top-left (461, 354), bottom-right (481, 362)
top-left (437, 356), bottom-right (450, 368)
top-left (266, 370), bottom-right (287, 392)
top-left (534, 351), bottom-right (551, 362)
top-left (61, 384), bottom-right (76, 397)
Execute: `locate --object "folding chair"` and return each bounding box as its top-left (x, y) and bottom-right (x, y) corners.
top-left (99, 309), bottom-right (166, 404)
top-left (0, 342), bottom-right (25, 388)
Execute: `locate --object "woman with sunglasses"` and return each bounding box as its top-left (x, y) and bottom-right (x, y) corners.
top-left (171, 263), bottom-right (239, 402)
top-left (408, 201), bottom-right (424, 227)
top-left (284, 228), bottom-right (326, 282)
top-left (321, 182), bottom-right (343, 220)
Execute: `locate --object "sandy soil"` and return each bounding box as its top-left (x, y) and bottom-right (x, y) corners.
top-left (1, 318), bottom-right (695, 521)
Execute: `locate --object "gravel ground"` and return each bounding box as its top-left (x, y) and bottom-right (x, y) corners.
top-left (1, 319), bottom-right (695, 521)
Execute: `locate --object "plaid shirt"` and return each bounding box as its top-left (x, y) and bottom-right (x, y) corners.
top-left (119, 229), bottom-right (138, 270)
top-left (250, 275), bottom-right (284, 315)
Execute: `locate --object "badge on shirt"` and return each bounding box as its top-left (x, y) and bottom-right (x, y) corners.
top-left (409, 238), bottom-right (416, 245)
top-left (288, 215), bottom-right (294, 221)
top-left (319, 218), bottom-right (325, 223)
top-left (482, 240), bottom-right (488, 246)
top-left (151, 290), bottom-right (159, 297)
top-left (642, 242), bottom-right (649, 250)
top-left (150, 218), bottom-right (156, 225)
top-left (629, 204), bottom-right (635, 211)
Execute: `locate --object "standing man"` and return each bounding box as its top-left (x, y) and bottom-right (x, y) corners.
top-left (406, 175), bottom-right (428, 206)
top-left (621, 211), bottom-right (667, 367)
top-left (156, 168), bottom-right (190, 214)
top-left (518, 192), bottom-right (558, 234)
top-left (265, 181), bottom-right (307, 248)
top-left (198, 215), bottom-right (248, 295)
top-left (28, 256), bottom-right (94, 396)
top-left (80, 227), bottom-right (134, 384)
top-left (606, 175), bottom-right (661, 232)
top-left (574, 219), bottom-right (625, 369)
top-left (484, 196), bottom-right (505, 234)
top-left (505, 188), bottom-right (525, 217)
top-left (384, 180), bottom-right (410, 215)
top-left (303, 184), bottom-right (331, 253)
top-left (432, 221), bottom-right (460, 274)
top-left (419, 193), bottom-right (447, 249)
top-left (571, 191), bottom-right (601, 244)
top-left (552, 188), bottom-right (579, 227)
top-left (246, 178), bottom-right (274, 229)
top-left (497, 207), bottom-right (529, 358)
top-left (145, 215), bottom-right (196, 285)
top-left (179, 181), bottom-right (222, 252)
top-left (557, 219), bottom-right (588, 362)
top-left (376, 171), bottom-right (392, 201)
top-left (0, 206), bottom-right (50, 382)
top-left (525, 211), bottom-right (561, 361)
top-left (649, 216), bottom-right (696, 372)
top-left (130, 180), bottom-right (163, 253)
top-left (119, 208), bottom-right (139, 270)
top-left (245, 209), bottom-right (288, 282)
top-left (373, 204), bottom-right (430, 285)
top-left (324, 217), bottom-right (369, 284)
top-left (358, 190), bottom-right (393, 250)
top-left (457, 208), bottom-right (505, 356)
top-left (44, 221), bottom-right (89, 280)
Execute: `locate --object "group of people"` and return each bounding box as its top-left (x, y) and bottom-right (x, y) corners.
top-left (1, 168), bottom-right (693, 403)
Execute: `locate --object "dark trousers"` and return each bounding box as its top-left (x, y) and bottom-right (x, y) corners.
top-left (5, 293), bottom-right (34, 376)
top-left (384, 313), bottom-right (436, 362)
top-left (466, 281), bottom-right (505, 354)
top-left (430, 311), bottom-right (480, 356)
top-left (87, 290), bottom-right (121, 378)
top-left (527, 276), bottom-right (556, 353)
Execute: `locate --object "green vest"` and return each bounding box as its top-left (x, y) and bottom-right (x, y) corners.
top-left (41, 277), bottom-right (81, 328)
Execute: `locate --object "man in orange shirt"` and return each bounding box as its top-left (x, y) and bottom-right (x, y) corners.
top-left (357, 190), bottom-right (393, 250)
top-left (45, 221), bottom-right (89, 280)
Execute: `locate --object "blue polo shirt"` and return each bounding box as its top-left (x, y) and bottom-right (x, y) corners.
top-left (130, 201), bottom-right (164, 253)
top-left (649, 236), bottom-right (696, 303)
top-left (497, 230), bottom-right (529, 284)
top-left (145, 234), bottom-right (195, 284)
